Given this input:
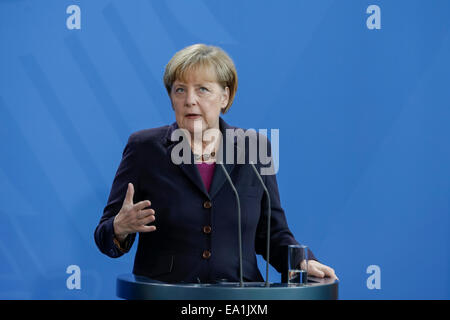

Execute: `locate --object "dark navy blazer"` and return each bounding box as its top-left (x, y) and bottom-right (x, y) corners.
top-left (94, 117), bottom-right (316, 283)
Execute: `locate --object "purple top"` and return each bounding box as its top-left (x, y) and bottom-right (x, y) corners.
top-left (196, 162), bottom-right (216, 192)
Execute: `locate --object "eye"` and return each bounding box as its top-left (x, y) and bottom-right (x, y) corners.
top-left (200, 87), bottom-right (208, 92)
top-left (175, 87), bottom-right (184, 93)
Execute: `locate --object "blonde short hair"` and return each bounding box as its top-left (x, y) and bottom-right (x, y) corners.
top-left (163, 43), bottom-right (238, 113)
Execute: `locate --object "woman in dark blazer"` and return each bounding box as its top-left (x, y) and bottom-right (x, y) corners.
top-left (94, 44), bottom-right (337, 283)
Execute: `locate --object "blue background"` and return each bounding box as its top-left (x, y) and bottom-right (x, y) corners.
top-left (1, 0), bottom-right (449, 299)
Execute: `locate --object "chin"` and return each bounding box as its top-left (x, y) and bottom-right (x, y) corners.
top-left (183, 119), bottom-right (206, 134)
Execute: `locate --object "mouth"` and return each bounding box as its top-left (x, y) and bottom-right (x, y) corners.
top-left (185, 113), bottom-right (202, 119)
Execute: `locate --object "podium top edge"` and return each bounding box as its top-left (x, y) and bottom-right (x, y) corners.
top-left (116, 273), bottom-right (339, 288)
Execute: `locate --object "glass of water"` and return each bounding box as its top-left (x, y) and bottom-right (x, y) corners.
top-left (287, 244), bottom-right (308, 285)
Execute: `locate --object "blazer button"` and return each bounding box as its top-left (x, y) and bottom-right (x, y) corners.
top-left (202, 250), bottom-right (211, 259)
top-left (203, 201), bottom-right (212, 209)
top-left (203, 226), bottom-right (212, 234)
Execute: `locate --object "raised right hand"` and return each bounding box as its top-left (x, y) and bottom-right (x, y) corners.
top-left (113, 183), bottom-right (156, 241)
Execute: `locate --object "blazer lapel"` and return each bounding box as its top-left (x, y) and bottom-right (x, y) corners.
top-left (163, 118), bottom-right (239, 199)
top-left (164, 122), bottom-right (209, 197)
top-left (208, 118), bottom-right (239, 199)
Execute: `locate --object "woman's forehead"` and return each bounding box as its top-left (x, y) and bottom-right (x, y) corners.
top-left (175, 65), bottom-right (217, 84)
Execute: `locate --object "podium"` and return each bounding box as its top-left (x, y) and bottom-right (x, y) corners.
top-left (116, 274), bottom-right (339, 300)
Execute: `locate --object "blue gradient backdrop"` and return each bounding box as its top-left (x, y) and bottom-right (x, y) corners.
top-left (1, 0), bottom-right (449, 299)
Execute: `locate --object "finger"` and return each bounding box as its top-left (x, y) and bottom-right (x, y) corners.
top-left (136, 225), bottom-right (157, 233)
top-left (319, 265), bottom-right (336, 279)
top-left (309, 266), bottom-right (325, 278)
top-left (326, 269), bottom-right (339, 280)
top-left (308, 260), bottom-right (336, 278)
top-left (138, 208), bottom-right (155, 219)
top-left (134, 200), bottom-right (151, 211)
top-left (124, 183), bottom-right (135, 204)
top-left (315, 270), bottom-right (325, 278)
top-left (138, 214), bottom-right (156, 225)
top-left (313, 269), bottom-right (325, 278)
top-left (326, 268), bottom-right (337, 279)
top-left (300, 260), bottom-right (308, 270)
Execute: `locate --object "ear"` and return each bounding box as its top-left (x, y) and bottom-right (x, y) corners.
top-left (222, 86), bottom-right (230, 108)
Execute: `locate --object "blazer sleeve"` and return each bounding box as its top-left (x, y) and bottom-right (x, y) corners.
top-left (254, 142), bottom-right (317, 274)
top-left (94, 133), bottom-right (140, 258)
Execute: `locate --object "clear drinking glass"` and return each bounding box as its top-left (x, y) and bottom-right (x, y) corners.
top-left (287, 244), bottom-right (308, 285)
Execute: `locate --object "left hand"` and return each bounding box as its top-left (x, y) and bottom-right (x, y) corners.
top-left (302, 260), bottom-right (339, 280)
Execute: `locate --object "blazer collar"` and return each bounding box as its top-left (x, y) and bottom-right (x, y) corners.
top-left (163, 117), bottom-right (237, 145)
top-left (163, 117), bottom-right (239, 199)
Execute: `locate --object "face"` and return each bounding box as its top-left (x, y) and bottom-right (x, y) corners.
top-left (170, 67), bottom-right (230, 137)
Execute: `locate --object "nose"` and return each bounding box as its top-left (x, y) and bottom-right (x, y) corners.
top-left (185, 89), bottom-right (197, 107)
